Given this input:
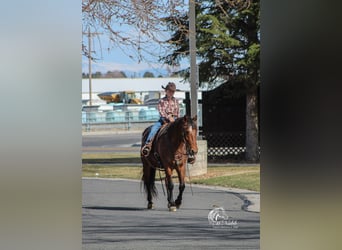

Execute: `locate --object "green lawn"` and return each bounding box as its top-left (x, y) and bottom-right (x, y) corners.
top-left (82, 165), bottom-right (142, 179)
top-left (192, 171), bottom-right (260, 192)
top-left (82, 163), bottom-right (260, 192)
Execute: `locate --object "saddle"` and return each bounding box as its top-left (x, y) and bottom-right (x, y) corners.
top-left (146, 122), bottom-right (170, 149)
top-left (151, 122), bottom-right (186, 167)
top-left (155, 122), bottom-right (171, 141)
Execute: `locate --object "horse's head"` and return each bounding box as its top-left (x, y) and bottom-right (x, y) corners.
top-left (181, 115), bottom-right (198, 163)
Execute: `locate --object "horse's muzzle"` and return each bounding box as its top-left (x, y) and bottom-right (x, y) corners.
top-left (189, 149), bottom-right (197, 156)
top-left (187, 149), bottom-right (197, 164)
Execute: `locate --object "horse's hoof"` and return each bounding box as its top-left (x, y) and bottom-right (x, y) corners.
top-left (169, 206), bottom-right (177, 212)
top-left (175, 200), bottom-right (181, 209)
top-left (147, 203), bottom-right (154, 209)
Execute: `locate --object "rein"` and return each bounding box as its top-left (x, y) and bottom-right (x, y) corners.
top-left (151, 117), bottom-right (197, 166)
top-left (181, 122), bottom-right (197, 157)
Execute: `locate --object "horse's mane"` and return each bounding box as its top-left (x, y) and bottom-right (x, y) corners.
top-left (159, 115), bottom-right (196, 138)
top-left (159, 116), bottom-right (184, 136)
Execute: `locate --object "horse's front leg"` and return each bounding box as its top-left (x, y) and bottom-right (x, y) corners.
top-left (175, 165), bottom-right (186, 209)
top-left (165, 167), bottom-right (176, 211)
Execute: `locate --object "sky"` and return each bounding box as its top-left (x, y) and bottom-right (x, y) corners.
top-left (81, 1), bottom-right (191, 78)
top-left (81, 0), bottom-right (195, 78)
top-left (81, 34), bottom-right (189, 78)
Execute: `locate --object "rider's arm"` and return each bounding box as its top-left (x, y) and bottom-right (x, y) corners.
top-left (174, 99), bottom-right (180, 118)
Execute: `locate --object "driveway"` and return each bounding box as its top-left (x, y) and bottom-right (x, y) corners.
top-left (82, 178), bottom-right (259, 250)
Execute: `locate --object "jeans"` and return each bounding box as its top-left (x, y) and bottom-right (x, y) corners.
top-left (145, 118), bottom-right (164, 143)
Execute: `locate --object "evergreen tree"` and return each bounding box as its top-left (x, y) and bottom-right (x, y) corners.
top-left (162, 0), bottom-right (260, 161)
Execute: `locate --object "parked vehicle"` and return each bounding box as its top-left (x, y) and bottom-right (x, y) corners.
top-left (98, 91), bottom-right (142, 104)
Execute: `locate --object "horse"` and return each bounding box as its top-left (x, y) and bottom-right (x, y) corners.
top-left (141, 115), bottom-right (198, 211)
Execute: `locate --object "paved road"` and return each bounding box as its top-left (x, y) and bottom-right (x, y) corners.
top-left (82, 132), bottom-right (142, 153)
top-left (82, 178), bottom-right (260, 250)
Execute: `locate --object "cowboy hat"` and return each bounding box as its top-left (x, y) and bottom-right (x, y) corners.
top-left (161, 82), bottom-right (178, 91)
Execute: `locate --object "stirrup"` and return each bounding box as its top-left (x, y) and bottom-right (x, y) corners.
top-left (141, 144), bottom-right (151, 157)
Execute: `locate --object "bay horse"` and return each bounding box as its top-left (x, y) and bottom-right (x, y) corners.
top-left (141, 115), bottom-right (198, 211)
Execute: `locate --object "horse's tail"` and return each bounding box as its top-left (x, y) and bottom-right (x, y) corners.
top-left (141, 125), bottom-right (157, 200)
top-left (142, 165), bottom-right (158, 198)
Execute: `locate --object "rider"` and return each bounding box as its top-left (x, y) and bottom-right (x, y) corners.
top-left (141, 82), bottom-right (180, 157)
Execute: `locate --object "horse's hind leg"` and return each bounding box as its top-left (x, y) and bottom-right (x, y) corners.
top-left (147, 200), bottom-right (153, 209)
top-left (147, 184), bottom-right (153, 209)
top-left (143, 164), bottom-right (156, 209)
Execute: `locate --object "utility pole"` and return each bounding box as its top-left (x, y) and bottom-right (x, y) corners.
top-left (189, 0), bottom-right (198, 120)
top-left (82, 28), bottom-right (102, 107)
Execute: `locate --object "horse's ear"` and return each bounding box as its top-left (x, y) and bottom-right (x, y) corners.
top-left (192, 115), bottom-right (197, 121)
top-left (183, 115), bottom-right (188, 122)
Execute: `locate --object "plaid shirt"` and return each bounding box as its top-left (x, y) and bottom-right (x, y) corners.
top-left (158, 96), bottom-right (180, 119)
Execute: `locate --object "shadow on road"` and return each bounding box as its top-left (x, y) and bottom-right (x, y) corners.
top-left (83, 206), bottom-right (146, 211)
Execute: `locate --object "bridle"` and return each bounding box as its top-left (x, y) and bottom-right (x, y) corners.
top-left (181, 120), bottom-right (197, 159)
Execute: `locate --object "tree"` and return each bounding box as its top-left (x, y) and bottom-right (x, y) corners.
top-left (162, 0), bottom-right (260, 161)
top-left (143, 71), bottom-right (155, 78)
top-left (120, 71), bottom-right (127, 78)
top-left (104, 70), bottom-right (127, 78)
top-left (82, 0), bottom-right (186, 64)
top-left (93, 71), bottom-right (102, 78)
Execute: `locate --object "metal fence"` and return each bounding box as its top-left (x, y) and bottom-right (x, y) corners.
top-left (202, 132), bottom-right (246, 162)
top-left (82, 108), bottom-right (160, 124)
top-left (82, 106), bottom-right (187, 124)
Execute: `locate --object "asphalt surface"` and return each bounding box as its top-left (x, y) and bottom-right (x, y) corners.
top-left (82, 131), bottom-right (142, 153)
top-left (82, 132), bottom-right (141, 147)
top-left (82, 178), bottom-right (260, 250)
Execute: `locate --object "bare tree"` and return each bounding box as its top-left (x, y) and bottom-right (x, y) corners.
top-left (82, 0), bottom-right (187, 63)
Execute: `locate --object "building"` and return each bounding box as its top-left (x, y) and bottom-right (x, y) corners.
top-left (82, 77), bottom-right (195, 106)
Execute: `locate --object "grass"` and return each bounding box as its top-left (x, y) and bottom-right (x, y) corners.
top-left (82, 152), bottom-right (260, 191)
top-left (82, 152), bottom-right (141, 164)
top-left (191, 170), bottom-right (260, 192)
top-left (82, 163), bottom-right (260, 192)
top-left (82, 165), bottom-right (142, 179)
